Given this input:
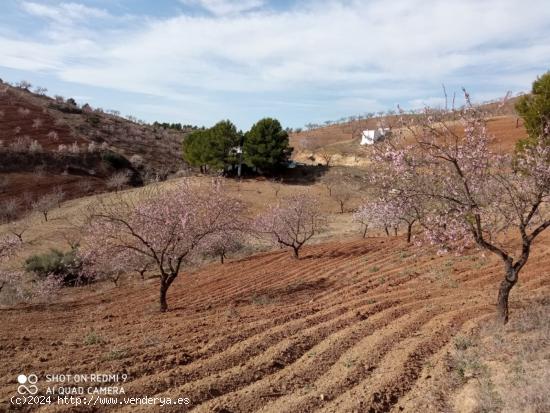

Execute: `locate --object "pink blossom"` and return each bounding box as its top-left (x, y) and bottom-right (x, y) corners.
top-left (368, 93), bottom-right (550, 323)
top-left (81, 179), bottom-right (246, 311)
top-left (255, 193), bottom-right (327, 258)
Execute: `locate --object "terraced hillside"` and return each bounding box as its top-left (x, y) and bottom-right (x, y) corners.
top-left (290, 113), bottom-right (528, 167)
top-left (1, 234), bottom-right (548, 412)
top-left (0, 82), bottom-right (188, 212)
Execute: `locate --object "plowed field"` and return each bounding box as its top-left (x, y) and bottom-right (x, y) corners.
top-left (1, 235), bottom-right (548, 412)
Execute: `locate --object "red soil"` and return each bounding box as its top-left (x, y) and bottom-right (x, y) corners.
top-left (1, 235), bottom-right (548, 412)
top-left (0, 94), bottom-right (84, 150)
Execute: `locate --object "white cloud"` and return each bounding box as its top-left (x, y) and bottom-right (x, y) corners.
top-left (21, 1), bottom-right (110, 23)
top-left (3, 0), bottom-right (549, 126)
top-left (179, 0), bottom-right (266, 16)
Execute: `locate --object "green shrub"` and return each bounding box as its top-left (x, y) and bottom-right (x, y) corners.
top-left (25, 249), bottom-right (88, 286)
top-left (104, 348), bottom-right (128, 361)
top-left (83, 330), bottom-right (105, 346)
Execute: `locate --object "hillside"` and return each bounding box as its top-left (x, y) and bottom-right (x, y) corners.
top-left (0, 80), bottom-right (547, 412)
top-left (290, 98), bottom-right (528, 167)
top-left (0, 81), bottom-right (189, 216)
top-left (0, 157), bottom-right (548, 412)
top-left (1, 219), bottom-right (548, 412)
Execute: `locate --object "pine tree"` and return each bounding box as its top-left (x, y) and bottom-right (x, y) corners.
top-left (244, 118), bottom-right (293, 172)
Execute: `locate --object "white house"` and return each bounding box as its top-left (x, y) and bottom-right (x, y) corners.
top-left (360, 128), bottom-right (390, 145)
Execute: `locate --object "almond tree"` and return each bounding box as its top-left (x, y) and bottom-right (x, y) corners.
top-left (355, 195), bottom-right (421, 242)
top-left (300, 137), bottom-right (320, 162)
top-left (16, 80), bottom-right (31, 90)
top-left (52, 186), bottom-right (65, 207)
top-left (32, 192), bottom-right (63, 222)
top-left (319, 150), bottom-right (334, 167)
top-left (81, 180), bottom-right (245, 312)
top-left (269, 178), bottom-right (283, 198)
top-left (202, 231), bottom-right (245, 264)
top-left (255, 193), bottom-right (327, 258)
top-left (369, 96), bottom-right (550, 323)
top-left (8, 221), bottom-right (30, 243)
top-left (0, 198), bottom-right (20, 223)
top-left (106, 171), bottom-right (130, 192)
top-left (0, 234), bottom-right (21, 294)
top-left (331, 182), bottom-right (356, 214)
top-left (47, 131), bottom-right (59, 141)
top-left (80, 249), bottom-right (130, 287)
top-left (353, 198), bottom-right (397, 238)
top-left (353, 203), bottom-right (372, 238)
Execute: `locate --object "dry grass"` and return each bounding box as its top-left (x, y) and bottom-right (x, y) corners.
top-left (452, 294), bottom-right (550, 413)
top-left (0, 173), bottom-right (368, 251)
top-left (0, 174), bottom-right (374, 305)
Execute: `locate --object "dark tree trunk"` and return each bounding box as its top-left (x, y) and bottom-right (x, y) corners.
top-left (220, 253), bottom-right (225, 264)
top-left (293, 246), bottom-right (300, 259)
top-left (159, 274), bottom-right (176, 312)
top-left (497, 268), bottom-right (518, 324)
top-left (384, 225), bottom-right (389, 236)
top-left (407, 223), bottom-right (413, 243)
top-left (160, 282), bottom-right (169, 312)
top-left (362, 224), bottom-right (368, 238)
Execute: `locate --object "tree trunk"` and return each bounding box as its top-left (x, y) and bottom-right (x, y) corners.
top-left (384, 225), bottom-right (389, 236)
top-left (293, 246), bottom-right (300, 259)
top-left (160, 281), bottom-right (169, 312)
top-left (340, 201), bottom-right (345, 214)
top-left (362, 224), bottom-right (368, 238)
top-left (220, 253), bottom-right (225, 264)
top-left (407, 223), bottom-right (413, 243)
top-left (497, 268), bottom-right (518, 324)
top-left (159, 273), bottom-right (178, 312)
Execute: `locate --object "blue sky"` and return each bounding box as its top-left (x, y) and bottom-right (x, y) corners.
top-left (0, 0), bottom-right (549, 130)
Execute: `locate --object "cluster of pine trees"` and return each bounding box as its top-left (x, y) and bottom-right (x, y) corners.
top-left (182, 118), bottom-right (293, 175)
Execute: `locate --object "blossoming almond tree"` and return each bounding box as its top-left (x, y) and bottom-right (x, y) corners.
top-left (0, 234), bottom-right (21, 294)
top-left (82, 180), bottom-right (245, 312)
top-left (370, 96), bottom-right (550, 323)
top-left (353, 203), bottom-right (373, 238)
top-left (256, 193), bottom-right (327, 259)
top-left (353, 196), bottom-right (420, 240)
top-left (32, 192), bottom-right (63, 222)
top-left (202, 231), bottom-right (245, 264)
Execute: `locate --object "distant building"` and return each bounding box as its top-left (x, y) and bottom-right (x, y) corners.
top-left (360, 128), bottom-right (390, 145)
